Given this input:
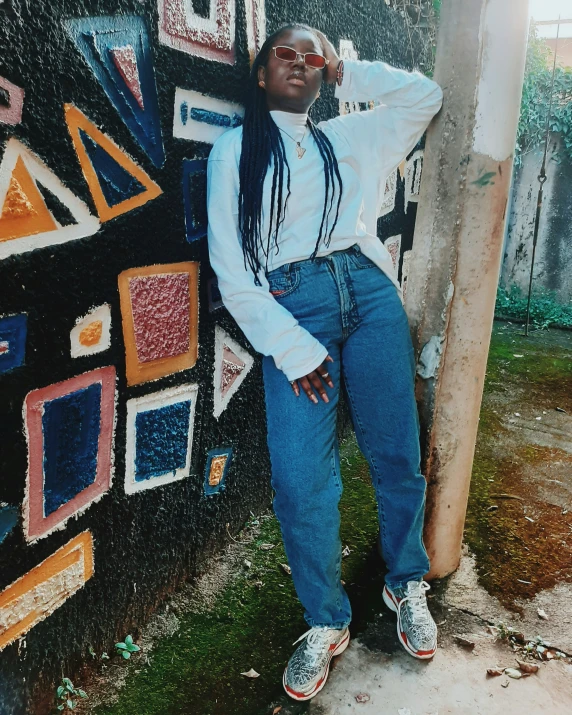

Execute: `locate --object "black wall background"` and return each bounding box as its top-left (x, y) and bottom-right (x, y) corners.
top-left (0, 1), bottom-right (430, 711)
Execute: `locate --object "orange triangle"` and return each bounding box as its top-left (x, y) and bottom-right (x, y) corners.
top-left (64, 104), bottom-right (162, 222)
top-left (0, 156), bottom-right (58, 243)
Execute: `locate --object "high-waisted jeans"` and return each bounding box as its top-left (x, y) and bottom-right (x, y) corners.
top-left (262, 245), bottom-right (430, 629)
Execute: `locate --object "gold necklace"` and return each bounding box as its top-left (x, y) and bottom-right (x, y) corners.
top-left (278, 126), bottom-right (307, 159)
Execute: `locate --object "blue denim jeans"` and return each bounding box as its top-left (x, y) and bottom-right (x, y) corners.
top-left (262, 245), bottom-right (430, 629)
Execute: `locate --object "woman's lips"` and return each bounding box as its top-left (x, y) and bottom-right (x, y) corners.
top-left (287, 73), bottom-right (306, 86)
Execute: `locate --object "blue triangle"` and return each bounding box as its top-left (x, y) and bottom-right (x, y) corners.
top-left (79, 130), bottom-right (146, 207)
top-left (65, 16), bottom-right (165, 168)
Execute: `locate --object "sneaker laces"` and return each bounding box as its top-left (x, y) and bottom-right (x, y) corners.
top-left (398, 580), bottom-right (431, 623)
top-left (292, 627), bottom-right (333, 664)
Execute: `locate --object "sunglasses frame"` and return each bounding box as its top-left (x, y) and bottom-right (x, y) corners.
top-left (271, 45), bottom-right (330, 70)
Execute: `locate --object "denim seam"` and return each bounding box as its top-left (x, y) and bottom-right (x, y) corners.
top-left (343, 371), bottom-right (393, 568)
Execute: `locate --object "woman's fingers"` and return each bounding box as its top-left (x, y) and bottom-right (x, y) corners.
top-left (316, 361), bottom-right (334, 388)
top-left (292, 356), bottom-right (334, 403)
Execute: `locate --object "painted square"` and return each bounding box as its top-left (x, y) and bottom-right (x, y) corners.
top-left (204, 446), bottom-right (233, 496)
top-left (70, 304), bottom-right (111, 358)
top-left (0, 313), bottom-right (27, 374)
top-left (158, 0), bottom-right (236, 64)
top-left (24, 367), bottom-right (116, 542)
top-left (118, 263), bottom-right (199, 386)
top-left (125, 384), bottom-right (198, 494)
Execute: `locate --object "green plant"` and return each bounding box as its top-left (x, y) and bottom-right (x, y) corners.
top-left (516, 23), bottom-right (572, 164)
top-left (54, 678), bottom-right (87, 711)
top-left (495, 285), bottom-right (572, 330)
top-left (115, 634), bottom-right (140, 660)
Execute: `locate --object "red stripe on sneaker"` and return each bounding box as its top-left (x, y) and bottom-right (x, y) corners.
top-left (401, 631), bottom-right (436, 657)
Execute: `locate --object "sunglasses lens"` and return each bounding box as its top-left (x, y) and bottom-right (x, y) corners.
top-left (275, 47), bottom-right (297, 61)
top-left (305, 53), bottom-right (326, 69)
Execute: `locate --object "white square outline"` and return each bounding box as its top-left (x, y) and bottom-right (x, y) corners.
top-left (125, 383), bottom-right (199, 494)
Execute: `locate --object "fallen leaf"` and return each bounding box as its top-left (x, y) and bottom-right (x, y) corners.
top-left (342, 545), bottom-right (352, 557)
top-left (545, 650), bottom-right (555, 660)
top-left (504, 667), bottom-right (523, 679)
top-left (513, 354), bottom-right (524, 358)
top-left (280, 563), bottom-right (292, 575)
top-left (454, 635), bottom-right (476, 650)
top-left (537, 608), bottom-right (549, 620)
top-left (244, 559), bottom-right (252, 569)
top-left (487, 505), bottom-right (499, 512)
top-left (525, 516), bottom-right (535, 523)
top-left (355, 693), bottom-right (370, 703)
top-left (259, 543), bottom-right (275, 550)
top-left (516, 660), bottom-right (539, 674)
top-left (272, 707), bottom-right (282, 714)
top-left (240, 668), bottom-right (260, 678)
top-left (555, 407), bottom-right (567, 413)
top-left (487, 668), bottom-right (504, 677)
top-left (501, 680), bottom-right (509, 688)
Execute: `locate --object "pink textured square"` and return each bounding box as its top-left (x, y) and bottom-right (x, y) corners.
top-left (129, 273), bottom-right (190, 363)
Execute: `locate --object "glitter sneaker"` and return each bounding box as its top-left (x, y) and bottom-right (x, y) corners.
top-left (283, 626), bottom-right (350, 701)
top-left (383, 580), bottom-right (437, 659)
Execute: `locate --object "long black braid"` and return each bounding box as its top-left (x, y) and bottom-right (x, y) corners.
top-left (238, 24), bottom-right (344, 285)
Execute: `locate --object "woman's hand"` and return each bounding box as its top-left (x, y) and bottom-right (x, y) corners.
top-left (291, 355), bottom-right (334, 403)
top-left (314, 31), bottom-right (340, 85)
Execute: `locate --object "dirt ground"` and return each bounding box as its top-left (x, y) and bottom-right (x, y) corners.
top-left (67, 322), bottom-right (572, 715)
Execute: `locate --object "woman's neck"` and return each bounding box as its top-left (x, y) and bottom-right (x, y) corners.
top-left (269, 110), bottom-right (308, 138)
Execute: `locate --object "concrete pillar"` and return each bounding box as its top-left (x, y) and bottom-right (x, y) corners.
top-left (406, 0), bottom-right (529, 578)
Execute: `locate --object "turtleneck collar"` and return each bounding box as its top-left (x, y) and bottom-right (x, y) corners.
top-left (269, 110), bottom-right (308, 140)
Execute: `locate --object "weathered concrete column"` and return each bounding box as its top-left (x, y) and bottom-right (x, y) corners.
top-left (406, 0), bottom-right (529, 577)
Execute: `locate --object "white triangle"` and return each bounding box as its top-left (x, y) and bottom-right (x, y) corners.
top-left (0, 138), bottom-right (100, 259)
top-left (213, 325), bottom-right (254, 419)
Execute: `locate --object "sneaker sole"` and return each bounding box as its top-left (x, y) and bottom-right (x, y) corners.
top-left (282, 631), bottom-right (350, 702)
top-left (382, 587), bottom-right (436, 660)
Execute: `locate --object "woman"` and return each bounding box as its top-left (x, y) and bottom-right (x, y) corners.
top-left (207, 24), bottom-right (443, 701)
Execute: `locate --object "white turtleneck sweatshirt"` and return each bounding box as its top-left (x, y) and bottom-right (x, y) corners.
top-left (207, 59), bottom-right (443, 382)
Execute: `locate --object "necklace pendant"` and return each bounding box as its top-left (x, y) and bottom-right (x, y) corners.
top-left (296, 144), bottom-right (306, 159)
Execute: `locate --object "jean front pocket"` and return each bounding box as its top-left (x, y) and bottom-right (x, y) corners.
top-left (266, 264), bottom-right (301, 299)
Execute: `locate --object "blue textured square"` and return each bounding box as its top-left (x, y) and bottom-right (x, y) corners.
top-left (42, 383), bottom-right (102, 516)
top-left (134, 401), bottom-right (191, 481)
top-left (0, 314), bottom-right (27, 375)
top-left (204, 447), bottom-right (233, 496)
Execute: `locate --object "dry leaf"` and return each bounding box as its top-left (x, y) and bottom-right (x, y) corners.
top-left (501, 680), bottom-right (509, 688)
top-left (516, 660), bottom-right (539, 674)
top-left (504, 667), bottom-right (523, 679)
top-left (487, 668), bottom-right (504, 677)
top-left (279, 563), bottom-right (292, 575)
top-left (272, 708), bottom-right (282, 714)
top-left (240, 668), bottom-right (260, 678)
top-left (259, 543), bottom-right (275, 550)
top-left (454, 635), bottom-right (476, 650)
top-left (537, 608), bottom-right (549, 620)
top-left (342, 545), bottom-right (352, 557)
top-left (244, 559), bottom-right (252, 569)
top-left (355, 693), bottom-right (370, 703)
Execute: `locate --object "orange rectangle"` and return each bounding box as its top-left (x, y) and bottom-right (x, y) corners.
top-left (0, 531), bottom-right (94, 651)
top-left (118, 263), bottom-right (199, 386)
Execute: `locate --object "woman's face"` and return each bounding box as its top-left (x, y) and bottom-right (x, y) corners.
top-left (258, 28), bottom-right (324, 113)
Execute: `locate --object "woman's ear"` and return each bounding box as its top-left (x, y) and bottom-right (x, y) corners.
top-left (258, 66), bottom-right (266, 88)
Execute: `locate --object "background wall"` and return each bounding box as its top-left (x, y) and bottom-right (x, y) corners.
top-left (0, 1), bottom-right (431, 711)
top-left (501, 135), bottom-right (572, 304)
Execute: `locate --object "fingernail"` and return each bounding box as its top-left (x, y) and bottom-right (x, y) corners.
top-left (323, 396), bottom-right (330, 403)
top-left (311, 395), bottom-right (318, 404)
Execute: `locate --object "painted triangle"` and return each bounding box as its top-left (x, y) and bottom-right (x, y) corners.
top-left (64, 104), bottom-right (162, 222)
top-left (78, 129), bottom-right (146, 207)
top-left (65, 16), bottom-right (165, 167)
top-left (213, 326), bottom-right (254, 419)
top-left (0, 139), bottom-right (99, 258)
top-left (36, 182), bottom-right (78, 227)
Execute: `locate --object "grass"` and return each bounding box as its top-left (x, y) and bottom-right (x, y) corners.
top-left (93, 438), bottom-right (381, 715)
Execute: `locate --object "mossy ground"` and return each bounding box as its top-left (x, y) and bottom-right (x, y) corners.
top-left (89, 323), bottom-right (572, 714)
top-left (466, 323), bottom-right (572, 611)
top-left (92, 438), bottom-right (385, 715)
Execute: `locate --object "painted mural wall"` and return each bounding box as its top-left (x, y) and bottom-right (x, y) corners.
top-left (0, 1), bottom-right (431, 711)
top-left (501, 136), bottom-right (572, 305)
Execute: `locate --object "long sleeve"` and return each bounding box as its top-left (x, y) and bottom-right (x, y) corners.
top-left (323, 60), bottom-right (443, 177)
top-left (207, 153), bottom-right (328, 381)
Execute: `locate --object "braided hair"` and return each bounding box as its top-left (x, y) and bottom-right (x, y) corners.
top-left (238, 24), bottom-right (343, 285)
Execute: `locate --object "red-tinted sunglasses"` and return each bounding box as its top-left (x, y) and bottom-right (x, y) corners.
top-left (271, 45), bottom-right (329, 70)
